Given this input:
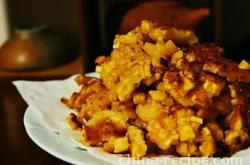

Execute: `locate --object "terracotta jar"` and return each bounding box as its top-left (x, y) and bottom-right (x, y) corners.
top-left (0, 26), bottom-right (70, 71)
top-left (119, 1), bottom-right (210, 34)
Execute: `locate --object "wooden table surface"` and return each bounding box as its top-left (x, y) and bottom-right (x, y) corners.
top-left (0, 78), bottom-right (67, 164)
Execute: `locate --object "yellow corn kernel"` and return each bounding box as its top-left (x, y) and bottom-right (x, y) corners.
top-left (176, 142), bottom-right (198, 156)
top-left (165, 40), bottom-right (178, 56)
top-left (127, 126), bottom-right (147, 158)
top-left (190, 116), bottom-right (203, 124)
top-left (185, 53), bottom-right (196, 62)
top-left (203, 127), bottom-right (211, 136)
top-left (238, 60), bottom-right (250, 70)
top-left (178, 125), bottom-right (196, 142)
top-left (160, 116), bottom-right (176, 129)
top-left (203, 61), bottom-right (221, 74)
top-left (87, 110), bottom-right (128, 131)
top-left (95, 65), bottom-right (102, 73)
top-left (114, 31), bottom-right (143, 46)
top-left (199, 127), bottom-right (216, 156)
top-left (136, 100), bottom-right (164, 122)
top-left (228, 84), bottom-right (237, 98)
top-left (103, 137), bottom-right (116, 153)
top-left (189, 143), bottom-right (198, 154)
top-left (148, 27), bottom-right (167, 42)
top-left (133, 92), bottom-right (146, 104)
top-left (225, 129), bottom-right (248, 151)
top-left (114, 137), bottom-right (130, 153)
top-left (141, 20), bottom-right (154, 34)
top-left (157, 82), bottom-right (167, 91)
top-left (149, 90), bottom-right (167, 101)
top-left (162, 97), bottom-right (174, 106)
top-left (203, 79), bottom-right (225, 98)
top-left (117, 78), bottom-right (135, 101)
top-left (183, 77), bottom-right (195, 92)
top-left (171, 50), bottom-right (183, 65)
top-left (147, 121), bottom-right (179, 150)
top-left (231, 98), bottom-right (240, 106)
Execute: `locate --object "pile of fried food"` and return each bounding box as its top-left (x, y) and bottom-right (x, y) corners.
top-left (62, 20), bottom-right (250, 158)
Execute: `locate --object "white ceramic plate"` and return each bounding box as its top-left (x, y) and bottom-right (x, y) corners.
top-left (23, 106), bottom-right (111, 165)
top-left (20, 73), bottom-right (250, 165)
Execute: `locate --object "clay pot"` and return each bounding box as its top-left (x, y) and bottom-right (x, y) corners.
top-left (119, 1), bottom-right (210, 34)
top-left (0, 26), bottom-right (70, 71)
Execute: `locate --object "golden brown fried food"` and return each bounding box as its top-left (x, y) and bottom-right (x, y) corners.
top-left (188, 43), bottom-right (250, 83)
top-left (62, 20), bottom-right (250, 158)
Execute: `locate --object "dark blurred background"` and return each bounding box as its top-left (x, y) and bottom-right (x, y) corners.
top-left (8, 0), bottom-right (80, 52)
top-left (0, 0), bottom-right (249, 76)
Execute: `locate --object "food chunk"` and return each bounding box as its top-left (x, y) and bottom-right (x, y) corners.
top-left (62, 20), bottom-right (250, 158)
top-left (136, 99), bottom-right (166, 122)
top-left (199, 127), bottom-right (216, 156)
top-left (127, 126), bottom-right (147, 158)
top-left (114, 136), bottom-right (130, 153)
top-left (206, 122), bottom-right (224, 141)
top-left (202, 75), bottom-right (225, 98)
top-left (133, 92), bottom-right (146, 105)
top-left (238, 60), bottom-right (250, 70)
top-left (87, 110), bottom-right (128, 131)
top-left (147, 120), bottom-right (179, 150)
top-left (149, 90), bottom-right (167, 101)
top-left (176, 108), bottom-right (203, 142)
top-left (225, 108), bottom-right (249, 152)
top-left (176, 142), bottom-right (198, 156)
top-left (143, 40), bottom-right (177, 67)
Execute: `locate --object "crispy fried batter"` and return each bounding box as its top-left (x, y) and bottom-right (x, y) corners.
top-left (62, 20), bottom-right (250, 158)
top-left (188, 43), bottom-right (250, 83)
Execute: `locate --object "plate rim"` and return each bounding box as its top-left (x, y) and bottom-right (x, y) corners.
top-left (21, 72), bottom-right (250, 165)
top-left (23, 107), bottom-right (101, 165)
